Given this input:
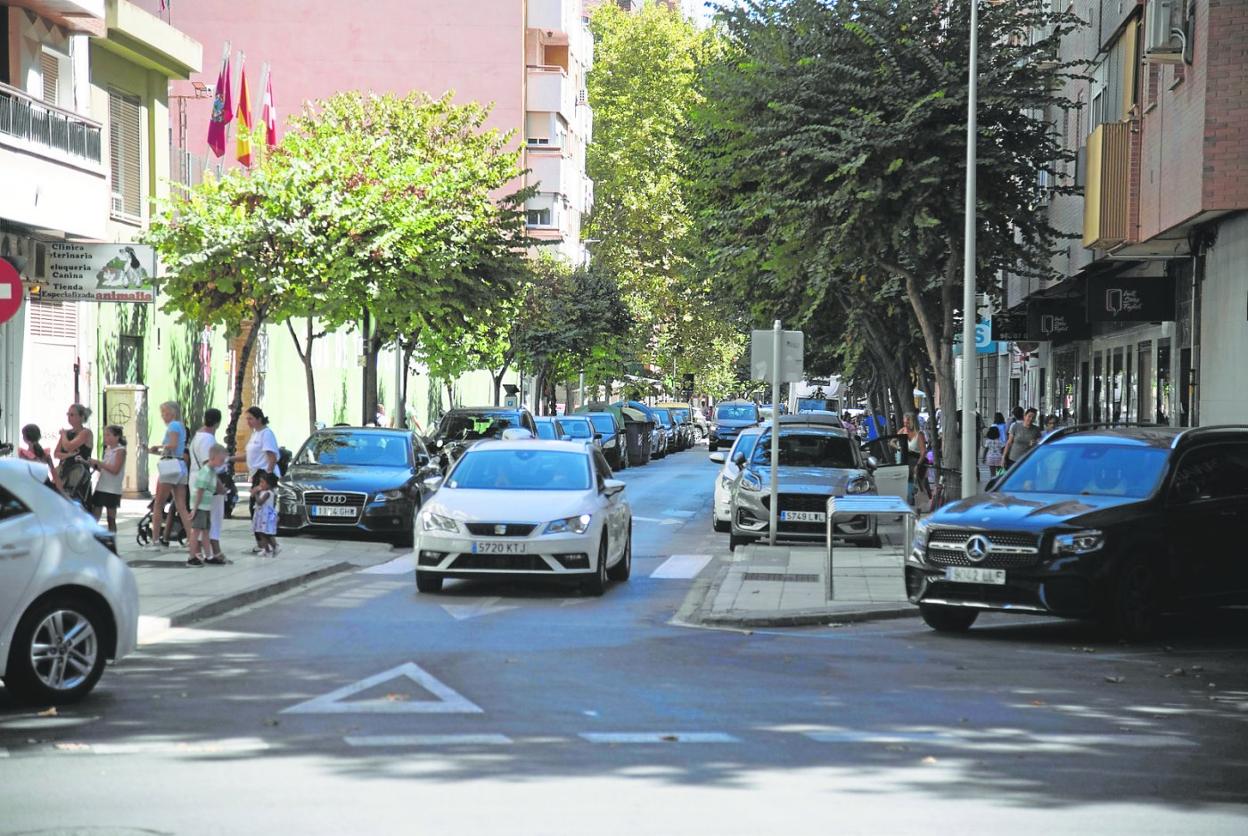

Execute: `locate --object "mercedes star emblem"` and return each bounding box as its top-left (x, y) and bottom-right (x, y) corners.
top-left (964, 535), bottom-right (990, 562)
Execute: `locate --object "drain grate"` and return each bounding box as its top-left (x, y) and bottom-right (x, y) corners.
top-left (742, 572), bottom-right (819, 583)
top-left (125, 559), bottom-right (190, 569)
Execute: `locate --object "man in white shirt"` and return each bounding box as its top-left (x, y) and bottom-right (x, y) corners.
top-left (189, 408), bottom-right (228, 562)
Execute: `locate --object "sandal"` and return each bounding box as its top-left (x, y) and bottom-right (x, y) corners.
top-left (187, 555), bottom-right (204, 567)
top-left (204, 555), bottom-right (230, 565)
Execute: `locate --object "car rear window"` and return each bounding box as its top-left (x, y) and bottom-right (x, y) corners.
top-left (534, 422), bottom-right (558, 440)
top-left (448, 449), bottom-right (592, 491)
top-left (588, 415), bottom-right (616, 434)
top-left (717, 404), bottom-right (758, 422)
top-left (998, 443), bottom-right (1168, 498)
top-left (438, 412), bottom-right (518, 441)
top-left (557, 418), bottom-right (593, 439)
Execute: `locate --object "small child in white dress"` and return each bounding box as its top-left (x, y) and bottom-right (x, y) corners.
top-left (251, 471), bottom-right (280, 556)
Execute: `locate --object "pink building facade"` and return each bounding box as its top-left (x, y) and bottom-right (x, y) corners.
top-left (136, 0), bottom-right (593, 262)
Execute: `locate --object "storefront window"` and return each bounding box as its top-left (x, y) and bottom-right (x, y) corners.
top-left (1157, 338), bottom-right (1172, 425)
top-left (1138, 342), bottom-right (1152, 424)
top-left (1111, 347), bottom-right (1124, 424)
top-left (1093, 353), bottom-right (1103, 423)
top-left (1053, 347), bottom-right (1078, 424)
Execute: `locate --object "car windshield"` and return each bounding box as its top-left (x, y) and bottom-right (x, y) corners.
top-left (717, 404), bottom-right (758, 422)
top-left (751, 432), bottom-right (856, 469)
top-left (534, 422), bottom-right (558, 440)
top-left (655, 411), bottom-right (673, 428)
top-left (438, 412), bottom-right (518, 441)
top-left (296, 433), bottom-right (408, 467)
top-left (447, 449), bottom-right (592, 491)
top-left (997, 442), bottom-right (1168, 498)
top-left (669, 408), bottom-right (690, 423)
top-left (588, 414), bottom-right (616, 434)
top-left (558, 418), bottom-right (593, 439)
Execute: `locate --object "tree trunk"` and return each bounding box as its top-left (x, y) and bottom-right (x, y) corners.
top-left (224, 312), bottom-right (266, 458)
top-left (398, 345), bottom-right (413, 429)
top-left (445, 381), bottom-right (455, 411)
top-left (491, 355), bottom-right (512, 406)
top-left (286, 318), bottom-right (319, 435)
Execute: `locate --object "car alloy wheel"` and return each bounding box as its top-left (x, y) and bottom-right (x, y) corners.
top-left (583, 535), bottom-right (609, 596)
top-left (6, 597), bottom-right (107, 705)
top-left (608, 522), bottom-right (632, 582)
top-left (919, 603), bottom-right (978, 633)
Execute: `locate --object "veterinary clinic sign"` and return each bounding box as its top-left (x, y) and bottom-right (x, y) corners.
top-left (39, 243), bottom-right (156, 303)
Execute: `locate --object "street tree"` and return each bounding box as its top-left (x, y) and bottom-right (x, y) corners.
top-left (696, 0), bottom-right (1081, 470)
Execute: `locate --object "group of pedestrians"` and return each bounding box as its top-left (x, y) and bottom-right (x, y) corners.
top-left (16, 400), bottom-right (283, 568)
top-left (981, 406), bottom-right (1062, 478)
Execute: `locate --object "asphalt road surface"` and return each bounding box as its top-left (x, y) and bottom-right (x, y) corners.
top-left (2, 448), bottom-right (1247, 834)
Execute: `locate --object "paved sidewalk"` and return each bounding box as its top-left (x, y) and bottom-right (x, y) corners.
top-left (111, 498), bottom-right (398, 642)
top-left (677, 522), bottom-right (917, 628)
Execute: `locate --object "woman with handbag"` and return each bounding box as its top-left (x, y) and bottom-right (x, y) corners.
top-left (901, 413), bottom-right (929, 510)
top-left (147, 401), bottom-right (192, 550)
top-left (228, 406), bottom-right (280, 552)
top-left (55, 404), bottom-right (95, 510)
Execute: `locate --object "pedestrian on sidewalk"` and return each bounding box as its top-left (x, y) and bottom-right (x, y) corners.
top-left (55, 404), bottom-right (94, 510)
top-left (18, 424), bottom-right (60, 491)
top-left (148, 401), bottom-right (192, 549)
top-left (250, 470), bottom-right (280, 556)
top-left (981, 424), bottom-right (1005, 480)
top-left (1003, 407), bottom-right (1040, 468)
top-left (229, 406), bottom-right (280, 520)
top-left (1042, 414), bottom-right (1060, 438)
top-left (88, 425), bottom-right (127, 532)
top-left (188, 444), bottom-right (229, 567)
top-left (190, 408), bottom-right (228, 563)
top-left (902, 413), bottom-right (929, 508)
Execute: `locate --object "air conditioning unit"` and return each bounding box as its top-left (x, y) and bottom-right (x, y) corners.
top-left (1144, 0), bottom-right (1186, 63)
top-left (1075, 144), bottom-right (1087, 190)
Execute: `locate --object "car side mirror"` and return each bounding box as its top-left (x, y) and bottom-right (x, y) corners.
top-left (732, 451), bottom-right (747, 467)
top-left (709, 452), bottom-right (726, 464)
top-left (594, 433), bottom-right (603, 441)
top-left (415, 452), bottom-right (430, 467)
top-left (602, 478), bottom-right (626, 497)
top-left (865, 455), bottom-right (880, 470)
top-left (422, 475), bottom-right (443, 491)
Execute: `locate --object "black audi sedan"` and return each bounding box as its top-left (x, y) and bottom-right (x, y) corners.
top-left (907, 425), bottom-right (1248, 639)
top-left (277, 427), bottom-right (441, 546)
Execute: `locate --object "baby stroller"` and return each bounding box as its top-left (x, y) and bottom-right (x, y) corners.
top-left (136, 495), bottom-right (188, 546)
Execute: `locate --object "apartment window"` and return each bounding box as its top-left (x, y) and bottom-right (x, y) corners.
top-left (28, 300), bottom-right (78, 343)
top-left (109, 88), bottom-right (143, 221)
top-left (527, 208), bottom-right (552, 227)
top-left (40, 47), bottom-right (69, 107)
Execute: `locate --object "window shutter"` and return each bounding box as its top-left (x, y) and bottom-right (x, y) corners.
top-left (41, 51), bottom-right (59, 105)
top-left (28, 300), bottom-right (78, 342)
top-left (109, 89), bottom-right (143, 220)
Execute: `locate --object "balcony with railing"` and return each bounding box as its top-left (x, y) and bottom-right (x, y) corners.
top-left (528, 0), bottom-right (574, 36)
top-left (1082, 122), bottom-right (1131, 251)
top-left (0, 81), bottom-right (107, 238)
top-left (527, 65), bottom-right (575, 122)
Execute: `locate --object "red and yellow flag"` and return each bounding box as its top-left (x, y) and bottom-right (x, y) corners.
top-left (236, 58), bottom-right (254, 166)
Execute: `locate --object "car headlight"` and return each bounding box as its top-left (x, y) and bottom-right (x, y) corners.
top-left (847, 476), bottom-right (871, 494)
top-left (277, 486), bottom-right (297, 501)
top-left (911, 519), bottom-right (931, 551)
top-left (719, 474), bottom-right (734, 491)
top-left (740, 471), bottom-right (762, 492)
top-left (374, 488), bottom-right (405, 502)
top-left (1052, 529), bottom-right (1105, 556)
top-left (420, 511), bottom-right (460, 533)
top-left (545, 513), bottom-right (592, 535)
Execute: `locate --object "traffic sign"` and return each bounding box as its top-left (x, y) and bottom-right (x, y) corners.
top-left (750, 329), bottom-right (804, 382)
top-left (0, 259), bottom-right (22, 325)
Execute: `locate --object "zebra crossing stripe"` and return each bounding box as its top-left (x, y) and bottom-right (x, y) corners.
top-left (579, 732), bottom-right (739, 744)
top-left (345, 734), bottom-right (512, 747)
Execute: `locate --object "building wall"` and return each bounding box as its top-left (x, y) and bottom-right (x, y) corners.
top-left (1198, 212), bottom-right (1248, 424)
top-left (1202, 0), bottom-right (1248, 212)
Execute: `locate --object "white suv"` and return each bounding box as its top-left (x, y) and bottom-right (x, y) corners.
top-left (0, 460), bottom-right (139, 704)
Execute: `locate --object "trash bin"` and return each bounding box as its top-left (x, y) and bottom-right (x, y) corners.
top-left (624, 420), bottom-right (653, 466)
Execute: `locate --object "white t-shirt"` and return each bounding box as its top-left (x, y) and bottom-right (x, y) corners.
top-left (189, 430), bottom-right (217, 485)
top-left (246, 426), bottom-right (281, 475)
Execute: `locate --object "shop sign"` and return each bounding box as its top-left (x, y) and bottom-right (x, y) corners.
top-left (1086, 273), bottom-right (1176, 322)
top-left (1026, 299), bottom-right (1090, 341)
top-left (991, 311), bottom-right (1028, 342)
top-left (38, 243), bottom-right (156, 303)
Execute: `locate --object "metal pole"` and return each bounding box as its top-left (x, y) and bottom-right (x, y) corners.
top-left (768, 319), bottom-right (781, 546)
top-left (960, 0), bottom-right (980, 500)
top-left (578, 371), bottom-right (585, 410)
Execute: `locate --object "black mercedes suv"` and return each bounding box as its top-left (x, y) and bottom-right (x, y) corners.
top-left (907, 425), bottom-right (1248, 639)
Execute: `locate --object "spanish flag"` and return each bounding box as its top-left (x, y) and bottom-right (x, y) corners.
top-left (236, 57), bottom-right (254, 167)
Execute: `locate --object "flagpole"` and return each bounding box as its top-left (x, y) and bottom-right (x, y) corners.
top-left (258, 61), bottom-right (269, 164)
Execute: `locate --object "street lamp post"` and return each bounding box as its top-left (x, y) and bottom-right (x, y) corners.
top-left (960, 0), bottom-right (980, 500)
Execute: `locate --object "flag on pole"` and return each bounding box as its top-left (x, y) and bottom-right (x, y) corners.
top-left (206, 44), bottom-right (232, 158)
top-left (261, 67), bottom-right (277, 147)
top-left (236, 56), bottom-right (253, 166)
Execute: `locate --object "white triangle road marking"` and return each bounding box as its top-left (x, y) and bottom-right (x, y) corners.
top-left (650, 554), bottom-right (713, 579)
top-left (440, 597), bottom-right (519, 621)
top-left (281, 662), bottom-right (483, 715)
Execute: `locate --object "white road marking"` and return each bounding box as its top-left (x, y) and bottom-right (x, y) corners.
top-left (650, 554), bottom-right (713, 579)
top-left (440, 597), bottom-right (518, 621)
top-left (345, 734), bottom-right (512, 747)
top-left (665, 510), bottom-right (697, 518)
top-left (84, 738), bottom-right (270, 756)
top-left (361, 554), bottom-right (416, 575)
top-left (580, 732), bottom-right (739, 744)
top-left (801, 729), bottom-right (1196, 752)
top-left (281, 662), bottom-right (483, 715)
top-left (632, 516), bottom-right (681, 526)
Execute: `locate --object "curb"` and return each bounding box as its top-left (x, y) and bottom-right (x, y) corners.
top-left (674, 557), bottom-right (919, 629)
top-left (165, 561), bottom-right (356, 628)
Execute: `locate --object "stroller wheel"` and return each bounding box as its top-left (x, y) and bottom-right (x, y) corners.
top-left (136, 513), bottom-right (153, 546)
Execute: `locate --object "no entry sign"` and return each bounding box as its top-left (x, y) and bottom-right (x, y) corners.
top-left (0, 259), bottom-right (23, 325)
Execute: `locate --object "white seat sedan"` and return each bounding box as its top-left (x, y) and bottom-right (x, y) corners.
top-left (413, 440), bottom-right (632, 595)
top-left (0, 460), bottom-right (139, 705)
top-left (709, 426), bottom-right (764, 533)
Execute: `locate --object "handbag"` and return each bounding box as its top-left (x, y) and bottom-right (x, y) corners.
top-left (157, 457), bottom-right (184, 480)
